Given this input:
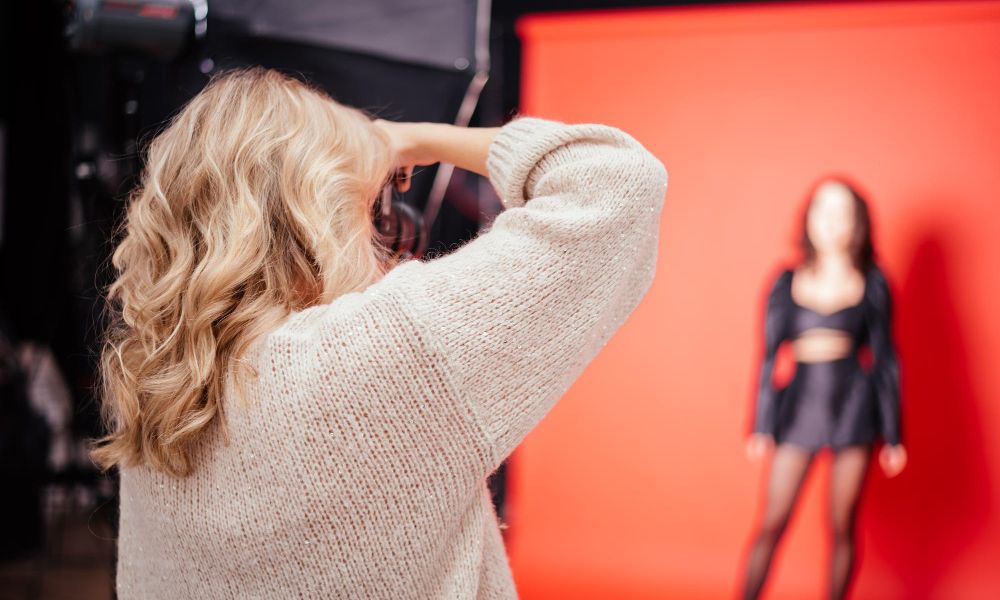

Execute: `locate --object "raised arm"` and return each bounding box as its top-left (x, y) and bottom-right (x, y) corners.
top-left (379, 116), bottom-right (667, 471)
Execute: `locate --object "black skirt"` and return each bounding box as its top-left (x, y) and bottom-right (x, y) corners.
top-left (774, 357), bottom-right (879, 450)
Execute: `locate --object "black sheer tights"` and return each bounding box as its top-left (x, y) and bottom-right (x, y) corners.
top-left (742, 443), bottom-right (871, 600)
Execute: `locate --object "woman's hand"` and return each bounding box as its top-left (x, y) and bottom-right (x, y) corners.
top-left (373, 120), bottom-right (441, 168)
top-left (745, 433), bottom-right (775, 462)
top-left (879, 444), bottom-right (907, 478)
top-left (373, 119), bottom-right (439, 193)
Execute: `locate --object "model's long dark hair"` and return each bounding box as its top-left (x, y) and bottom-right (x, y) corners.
top-left (800, 176), bottom-right (875, 272)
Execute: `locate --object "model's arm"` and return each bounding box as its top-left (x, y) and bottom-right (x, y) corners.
top-left (753, 271), bottom-right (792, 438)
top-left (867, 268), bottom-right (908, 477)
top-left (868, 270), bottom-right (902, 446)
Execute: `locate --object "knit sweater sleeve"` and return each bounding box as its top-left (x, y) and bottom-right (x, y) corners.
top-left (369, 116), bottom-right (668, 472)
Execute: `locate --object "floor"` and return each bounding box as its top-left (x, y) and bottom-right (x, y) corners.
top-left (0, 483), bottom-right (116, 600)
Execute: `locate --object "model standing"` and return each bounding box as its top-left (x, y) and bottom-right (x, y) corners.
top-left (742, 178), bottom-right (907, 600)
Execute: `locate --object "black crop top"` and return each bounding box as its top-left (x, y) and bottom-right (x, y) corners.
top-left (789, 295), bottom-right (866, 341)
top-left (753, 266), bottom-right (902, 445)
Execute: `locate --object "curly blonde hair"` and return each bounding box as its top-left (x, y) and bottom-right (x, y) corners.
top-left (91, 67), bottom-right (397, 477)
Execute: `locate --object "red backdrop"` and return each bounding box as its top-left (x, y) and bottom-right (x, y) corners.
top-left (503, 2), bottom-right (1000, 598)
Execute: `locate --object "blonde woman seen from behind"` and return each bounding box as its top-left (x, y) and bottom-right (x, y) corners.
top-left (93, 67), bottom-right (668, 599)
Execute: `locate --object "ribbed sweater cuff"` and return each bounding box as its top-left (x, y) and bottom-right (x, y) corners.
top-left (485, 115), bottom-right (574, 209)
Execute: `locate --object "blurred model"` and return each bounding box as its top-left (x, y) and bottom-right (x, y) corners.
top-left (742, 178), bottom-right (907, 600)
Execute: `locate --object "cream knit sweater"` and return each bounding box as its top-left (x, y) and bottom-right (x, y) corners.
top-left (116, 116), bottom-right (668, 599)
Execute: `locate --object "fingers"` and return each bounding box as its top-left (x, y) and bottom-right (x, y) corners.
top-left (746, 434), bottom-right (775, 462)
top-left (372, 119), bottom-right (431, 168)
top-left (879, 445), bottom-right (907, 478)
top-left (878, 449), bottom-right (891, 476)
top-left (879, 447), bottom-right (892, 476)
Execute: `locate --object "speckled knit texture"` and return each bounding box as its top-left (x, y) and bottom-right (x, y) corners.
top-left (116, 116), bottom-right (668, 599)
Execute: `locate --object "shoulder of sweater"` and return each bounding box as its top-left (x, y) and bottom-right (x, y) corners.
top-left (266, 259), bottom-right (431, 345)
